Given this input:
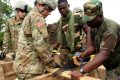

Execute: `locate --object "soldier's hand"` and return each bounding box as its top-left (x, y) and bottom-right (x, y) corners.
top-left (11, 53), bottom-right (16, 60)
top-left (71, 70), bottom-right (83, 80)
top-left (74, 52), bottom-right (82, 61)
top-left (0, 51), bottom-right (6, 60)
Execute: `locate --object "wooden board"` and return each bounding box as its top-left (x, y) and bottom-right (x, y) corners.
top-left (88, 65), bottom-right (106, 80)
top-left (0, 61), bottom-right (105, 80)
top-left (80, 76), bottom-right (101, 80)
top-left (0, 65), bottom-right (4, 80)
top-left (0, 61), bottom-right (16, 80)
top-left (30, 68), bottom-right (103, 80)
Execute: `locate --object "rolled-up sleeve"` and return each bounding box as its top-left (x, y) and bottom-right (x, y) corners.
top-left (100, 32), bottom-right (118, 52)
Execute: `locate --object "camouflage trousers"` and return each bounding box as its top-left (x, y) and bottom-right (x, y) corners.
top-left (106, 66), bottom-right (120, 80)
top-left (17, 73), bottom-right (40, 80)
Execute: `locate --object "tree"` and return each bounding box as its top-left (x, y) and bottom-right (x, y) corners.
top-left (0, 0), bottom-right (13, 49)
top-left (0, 0), bottom-right (13, 30)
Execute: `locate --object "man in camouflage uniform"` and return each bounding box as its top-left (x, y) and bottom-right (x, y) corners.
top-left (53, 0), bottom-right (91, 67)
top-left (73, 7), bottom-right (87, 48)
top-left (71, 0), bottom-right (120, 80)
top-left (0, 1), bottom-right (29, 60)
top-left (73, 7), bottom-right (83, 17)
top-left (14, 0), bottom-right (57, 79)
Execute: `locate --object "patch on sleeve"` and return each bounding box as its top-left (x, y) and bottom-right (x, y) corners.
top-left (36, 21), bottom-right (45, 27)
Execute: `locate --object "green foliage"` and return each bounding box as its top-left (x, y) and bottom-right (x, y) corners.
top-left (0, 0), bottom-right (13, 48)
top-left (0, 0), bottom-right (13, 29)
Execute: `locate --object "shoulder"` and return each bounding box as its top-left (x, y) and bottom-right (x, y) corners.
top-left (105, 18), bottom-right (120, 35)
top-left (7, 16), bottom-right (16, 24)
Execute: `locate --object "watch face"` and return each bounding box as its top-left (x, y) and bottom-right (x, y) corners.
top-left (80, 68), bottom-right (83, 72)
top-left (80, 68), bottom-right (85, 74)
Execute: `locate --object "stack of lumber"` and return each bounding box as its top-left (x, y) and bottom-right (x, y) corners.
top-left (0, 60), bottom-right (106, 80)
top-left (29, 66), bottom-right (105, 80)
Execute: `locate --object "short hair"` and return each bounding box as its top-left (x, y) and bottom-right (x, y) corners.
top-left (58, 0), bottom-right (68, 4)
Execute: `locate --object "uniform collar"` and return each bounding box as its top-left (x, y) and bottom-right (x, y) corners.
top-left (14, 16), bottom-right (22, 25)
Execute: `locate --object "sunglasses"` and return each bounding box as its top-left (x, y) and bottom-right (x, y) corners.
top-left (19, 9), bottom-right (28, 13)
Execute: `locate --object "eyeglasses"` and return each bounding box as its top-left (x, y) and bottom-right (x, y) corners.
top-left (19, 9), bottom-right (28, 13)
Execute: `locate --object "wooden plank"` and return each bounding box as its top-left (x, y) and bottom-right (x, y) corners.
top-left (94, 65), bottom-right (106, 80)
top-left (80, 76), bottom-right (101, 80)
top-left (0, 61), bottom-right (14, 74)
top-left (30, 69), bottom-right (102, 80)
top-left (0, 61), bottom-right (16, 80)
top-left (0, 65), bottom-right (4, 80)
top-left (4, 71), bottom-right (16, 77)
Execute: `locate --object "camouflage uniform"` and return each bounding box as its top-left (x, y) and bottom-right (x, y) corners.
top-left (83, 0), bottom-right (120, 79)
top-left (73, 7), bottom-right (86, 48)
top-left (73, 7), bottom-right (83, 17)
top-left (91, 18), bottom-right (120, 80)
top-left (3, 16), bottom-right (22, 54)
top-left (57, 10), bottom-right (84, 65)
top-left (14, 0), bottom-right (57, 79)
top-left (14, 7), bottom-right (49, 80)
top-left (3, 1), bottom-right (28, 57)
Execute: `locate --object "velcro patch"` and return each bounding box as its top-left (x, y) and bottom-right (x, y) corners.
top-left (36, 21), bottom-right (45, 27)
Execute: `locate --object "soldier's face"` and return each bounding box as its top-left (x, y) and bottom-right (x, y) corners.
top-left (58, 2), bottom-right (69, 17)
top-left (86, 16), bottom-right (101, 28)
top-left (18, 9), bottom-right (26, 19)
top-left (37, 3), bottom-right (53, 18)
top-left (41, 8), bottom-right (52, 18)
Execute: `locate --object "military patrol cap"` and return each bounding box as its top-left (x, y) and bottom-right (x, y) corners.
top-left (73, 7), bottom-right (83, 13)
top-left (36, 0), bottom-right (57, 10)
top-left (14, 1), bottom-right (28, 12)
top-left (82, 0), bottom-right (103, 22)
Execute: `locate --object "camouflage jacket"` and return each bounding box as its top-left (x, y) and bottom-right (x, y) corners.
top-left (14, 7), bottom-right (51, 74)
top-left (57, 10), bottom-right (84, 51)
top-left (3, 16), bottom-right (22, 54)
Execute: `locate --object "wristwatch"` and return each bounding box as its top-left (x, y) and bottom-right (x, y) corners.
top-left (80, 68), bottom-right (86, 74)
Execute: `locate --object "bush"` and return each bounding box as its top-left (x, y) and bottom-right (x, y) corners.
top-left (0, 32), bottom-right (4, 49)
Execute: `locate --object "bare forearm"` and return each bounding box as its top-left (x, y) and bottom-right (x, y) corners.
top-left (82, 50), bottom-right (110, 72)
top-left (83, 45), bottom-right (95, 57)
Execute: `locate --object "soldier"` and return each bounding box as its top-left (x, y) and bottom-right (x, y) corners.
top-left (14, 0), bottom-right (57, 79)
top-left (73, 7), bottom-right (87, 48)
top-left (53, 0), bottom-right (91, 68)
top-left (73, 7), bottom-right (83, 17)
top-left (71, 0), bottom-right (120, 80)
top-left (0, 1), bottom-right (29, 60)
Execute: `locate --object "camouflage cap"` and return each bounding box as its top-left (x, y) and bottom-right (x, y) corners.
top-left (73, 7), bottom-right (83, 13)
top-left (37, 0), bottom-right (57, 10)
top-left (82, 0), bottom-right (103, 22)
